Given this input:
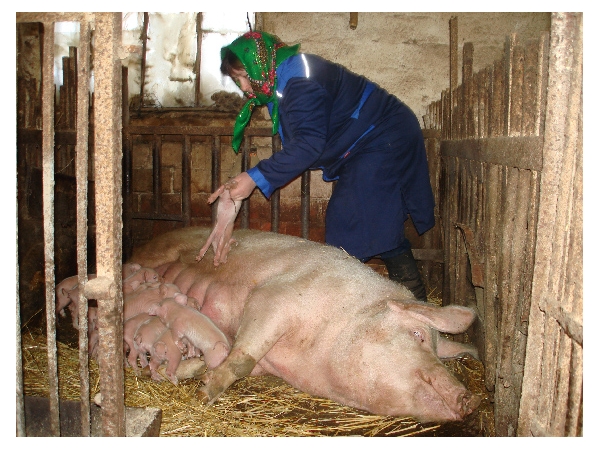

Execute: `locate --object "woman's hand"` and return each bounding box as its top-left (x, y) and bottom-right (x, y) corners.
top-left (223, 172), bottom-right (256, 202)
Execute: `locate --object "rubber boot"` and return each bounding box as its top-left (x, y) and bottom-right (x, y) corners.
top-left (383, 250), bottom-right (428, 302)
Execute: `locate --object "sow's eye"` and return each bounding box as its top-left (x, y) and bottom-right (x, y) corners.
top-left (412, 329), bottom-right (426, 343)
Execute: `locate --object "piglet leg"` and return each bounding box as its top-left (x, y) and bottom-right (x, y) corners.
top-left (196, 185), bottom-right (241, 266)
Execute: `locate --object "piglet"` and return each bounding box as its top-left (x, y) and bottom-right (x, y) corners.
top-left (148, 329), bottom-right (184, 384)
top-left (123, 282), bottom-right (181, 321)
top-left (196, 185), bottom-right (241, 266)
top-left (133, 316), bottom-right (169, 370)
top-left (149, 294), bottom-right (230, 369)
top-left (55, 274), bottom-right (97, 318)
top-left (123, 267), bottom-right (163, 294)
top-left (123, 313), bottom-right (153, 371)
top-left (88, 328), bottom-right (99, 361)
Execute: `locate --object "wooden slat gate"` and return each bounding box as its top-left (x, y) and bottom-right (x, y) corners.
top-left (423, 12), bottom-right (582, 436)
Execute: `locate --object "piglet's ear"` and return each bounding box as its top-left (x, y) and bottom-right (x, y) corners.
top-left (388, 301), bottom-right (477, 334)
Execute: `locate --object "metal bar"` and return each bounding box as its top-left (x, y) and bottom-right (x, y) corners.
top-left (127, 125), bottom-right (273, 136)
top-left (449, 16), bottom-right (458, 139)
top-left (194, 13), bottom-right (203, 107)
top-left (15, 20), bottom-right (26, 438)
top-left (270, 135), bottom-right (281, 233)
top-left (76, 20), bottom-right (92, 437)
top-left (130, 212), bottom-right (185, 221)
top-left (122, 66), bottom-right (133, 261)
top-left (300, 171), bottom-right (310, 239)
top-left (41, 20), bottom-right (61, 437)
top-left (182, 135), bottom-right (191, 226)
top-left (152, 135), bottom-right (162, 215)
top-left (211, 135), bottom-right (221, 224)
top-left (139, 12), bottom-right (149, 109)
top-left (68, 46), bottom-right (77, 128)
top-left (93, 12), bottom-right (125, 437)
top-left (16, 182), bottom-right (25, 438)
top-left (240, 139), bottom-right (250, 229)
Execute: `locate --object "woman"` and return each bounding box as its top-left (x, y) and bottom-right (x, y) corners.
top-left (212, 31), bottom-right (434, 301)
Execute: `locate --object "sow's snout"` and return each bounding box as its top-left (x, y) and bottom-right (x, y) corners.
top-left (413, 365), bottom-right (481, 422)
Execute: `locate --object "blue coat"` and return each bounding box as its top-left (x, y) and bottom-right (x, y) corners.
top-left (247, 53), bottom-right (435, 260)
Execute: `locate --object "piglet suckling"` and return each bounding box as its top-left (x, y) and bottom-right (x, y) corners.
top-left (123, 267), bottom-right (163, 294)
top-left (123, 282), bottom-right (181, 321)
top-left (123, 313), bottom-right (153, 371)
top-left (148, 328), bottom-right (184, 384)
top-left (149, 294), bottom-right (230, 369)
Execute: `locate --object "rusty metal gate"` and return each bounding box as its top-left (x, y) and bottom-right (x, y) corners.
top-left (16, 13), bottom-right (126, 436)
top-left (422, 13), bottom-right (583, 436)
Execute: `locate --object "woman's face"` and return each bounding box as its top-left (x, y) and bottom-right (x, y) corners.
top-left (229, 67), bottom-right (253, 94)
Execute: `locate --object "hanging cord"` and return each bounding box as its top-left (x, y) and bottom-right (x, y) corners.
top-left (247, 12), bottom-right (252, 32)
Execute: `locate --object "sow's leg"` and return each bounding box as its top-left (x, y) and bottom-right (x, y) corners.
top-left (196, 283), bottom-right (289, 404)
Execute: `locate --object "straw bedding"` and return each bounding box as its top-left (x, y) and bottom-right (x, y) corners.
top-left (21, 319), bottom-right (494, 437)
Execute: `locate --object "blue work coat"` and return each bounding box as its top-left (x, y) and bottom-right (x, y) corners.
top-left (247, 53), bottom-right (435, 260)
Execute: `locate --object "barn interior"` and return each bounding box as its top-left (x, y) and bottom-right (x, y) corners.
top-left (16, 12), bottom-right (583, 437)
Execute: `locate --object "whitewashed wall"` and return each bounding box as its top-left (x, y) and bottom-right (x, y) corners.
top-left (262, 12), bottom-right (550, 122)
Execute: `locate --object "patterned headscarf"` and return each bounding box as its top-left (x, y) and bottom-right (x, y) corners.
top-left (221, 31), bottom-right (300, 153)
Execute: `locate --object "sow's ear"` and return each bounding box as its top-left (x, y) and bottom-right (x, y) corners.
top-left (388, 301), bottom-right (477, 334)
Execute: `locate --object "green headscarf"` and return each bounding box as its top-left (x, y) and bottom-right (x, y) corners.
top-left (221, 31), bottom-right (300, 153)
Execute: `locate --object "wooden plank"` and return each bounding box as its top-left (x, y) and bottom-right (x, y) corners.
top-left (522, 39), bottom-right (540, 136)
top-left (518, 13), bottom-right (583, 437)
top-left (491, 58), bottom-right (505, 136)
top-left (509, 36), bottom-right (525, 137)
top-left (482, 163), bottom-right (500, 391)
top-left (41, 19), bottom-right (60, 438)
top-left (441, 136), bottom-right (543, 171)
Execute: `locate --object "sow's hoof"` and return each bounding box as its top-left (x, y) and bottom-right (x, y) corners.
top-left (196, 387), bottom-right (211, 405)
top-left (196, 370), bottom-right (215, 405)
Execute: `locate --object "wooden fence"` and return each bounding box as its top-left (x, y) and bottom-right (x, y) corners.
top-left (422, 12), bottom-right (583, 436)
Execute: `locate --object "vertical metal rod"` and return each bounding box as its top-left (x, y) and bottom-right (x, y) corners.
top-left (93, 12), bottom-right (125, 437)
top-left (15, 20), bottom-right (26, 438)
top-left (449, 16), bottom-right (458, 140)
top-left (139, 12), bottom-right (149, 109)
top-left (194, 13), bottom-right (203, 107)
top-left (76, 20), bottom-right (91, 437)
top-left (211, 135), bottom-right (221, 224)
top-left (240, 139), bottom-right (250, 228)
top-left (153, 135), bottom-right (162, 215)
top-left (300, 171), bottom-right (310, 239)
top-left (504, 34), bottom-right (516, 137)
top-left (42, 20), bottom-right (61, 437)
top-left (270, 135), bottom-right (281, 233)
top-left (122, 66), bottom-right (133, 261)
top-left (182, 135), bottom-right (191, 226)
top-left (16, 176), bottom-right (25, 437)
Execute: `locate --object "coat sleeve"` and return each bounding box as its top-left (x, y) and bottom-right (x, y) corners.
top-left (248, 77), bottom-right (332, 198)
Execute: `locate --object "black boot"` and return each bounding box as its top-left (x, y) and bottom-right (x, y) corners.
top-left (383, 250), bottom-right (428, 302)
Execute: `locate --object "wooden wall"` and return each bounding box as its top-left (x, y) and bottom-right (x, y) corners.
top-left (422, 12), bottom-right (583, 437)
